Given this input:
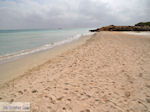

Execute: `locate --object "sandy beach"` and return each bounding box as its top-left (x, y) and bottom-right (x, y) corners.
top-left (0, 32), bottom-right (150, 112)
top-left (0, 34), bottom-right (91, 85)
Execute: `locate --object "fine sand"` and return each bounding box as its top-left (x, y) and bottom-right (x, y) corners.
top-left (0, 32), bottom-right (150, 112)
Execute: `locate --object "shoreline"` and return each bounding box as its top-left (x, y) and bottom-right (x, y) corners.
top-left (0, 32), bottom-right (93, 64)
top-left (0, 34), bottom-right (92, 86)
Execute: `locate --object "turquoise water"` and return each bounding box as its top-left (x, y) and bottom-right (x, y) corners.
top-left (0, 28), bottom-right (91, 58)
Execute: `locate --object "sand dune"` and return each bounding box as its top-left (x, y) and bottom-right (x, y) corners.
top-left (0, 32), bottom-right (150, 112)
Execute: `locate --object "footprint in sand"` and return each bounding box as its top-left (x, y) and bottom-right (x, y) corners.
top-left (80, 109), bottom-right (90, 112)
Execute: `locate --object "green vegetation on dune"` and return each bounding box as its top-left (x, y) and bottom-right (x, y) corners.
top-left (135, 22), bottom-right (150, 26)
top-left (90, 21), bottom-right (150, 32)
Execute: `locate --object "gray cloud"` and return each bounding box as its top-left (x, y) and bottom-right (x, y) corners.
top-left (0, 0), bottom-right (149, 29)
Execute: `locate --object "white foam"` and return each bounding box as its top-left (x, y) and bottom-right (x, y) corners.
top-left (0, 32), bottom-right (94, 64)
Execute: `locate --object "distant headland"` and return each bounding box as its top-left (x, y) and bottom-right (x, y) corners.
top-left (90, 22), bottom-right (150, 32)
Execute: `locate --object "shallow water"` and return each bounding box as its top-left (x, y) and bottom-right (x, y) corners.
top-left (0, 28), bottom-right (92, 62)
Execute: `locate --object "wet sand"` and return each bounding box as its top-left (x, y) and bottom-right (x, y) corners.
top-left (0, 35), bottom-right (90, 85)
top-left (0, 32), bottom-right (150, 112)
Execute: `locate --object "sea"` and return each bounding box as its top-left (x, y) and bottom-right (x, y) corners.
top-left (0, 28), bottom-right (93, 64)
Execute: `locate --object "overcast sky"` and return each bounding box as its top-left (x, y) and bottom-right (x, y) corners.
top-left (0, 0), bottom-right (149, 29)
